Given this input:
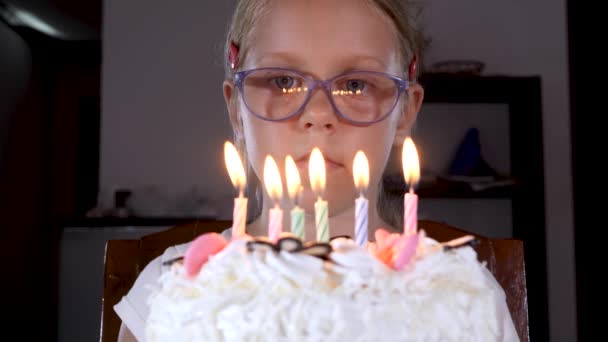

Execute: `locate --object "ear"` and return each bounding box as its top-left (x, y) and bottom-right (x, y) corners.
top-left (223, 80), bottom-right (243, 141)
top-left (393, 83), bottom-right (424, 147)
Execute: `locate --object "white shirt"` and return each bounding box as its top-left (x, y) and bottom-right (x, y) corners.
top-left (113, 228), bottom-right (232, 341)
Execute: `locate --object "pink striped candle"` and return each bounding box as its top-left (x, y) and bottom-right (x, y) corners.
top-left (224, 141), bottom-right (247, 238)
top-left (403, 189), bottom-right (418, 236)
top-left (402, 137), bottom-right (420, 236)
top-left (268, 204), bottom-right (283, 242)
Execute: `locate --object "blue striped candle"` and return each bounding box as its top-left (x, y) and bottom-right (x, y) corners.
top-left (355, 195), bottom-right (368, 246)
top-left (353, 151), bottom-right (370, 246)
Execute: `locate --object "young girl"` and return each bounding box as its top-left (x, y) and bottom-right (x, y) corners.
top-left (115, 0), bottom-right (517, 340)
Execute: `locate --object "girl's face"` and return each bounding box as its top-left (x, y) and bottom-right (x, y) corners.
top-left (224, 0), bottom-right (423, 215)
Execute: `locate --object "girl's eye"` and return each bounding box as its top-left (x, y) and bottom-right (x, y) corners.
top-left (272, 76), bottom-right (295, 89)
top-left (346, 79), bottom-right (366, 92)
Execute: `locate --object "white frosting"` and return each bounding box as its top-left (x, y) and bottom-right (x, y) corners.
top-left (145, 238), bottom-right (505, 341)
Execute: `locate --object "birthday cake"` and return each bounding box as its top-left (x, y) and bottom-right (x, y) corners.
top-left (144, 229), bottom-right (517, 341)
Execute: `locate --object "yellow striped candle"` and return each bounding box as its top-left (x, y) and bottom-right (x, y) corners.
top-left (290, 206), bottom-right (305, 240)
top-left (286, 156), bottom-right (305, 240)
top-left (314, 199), bottom-right (329, 242)
top-left (309, 148), bottom-right (329, 242)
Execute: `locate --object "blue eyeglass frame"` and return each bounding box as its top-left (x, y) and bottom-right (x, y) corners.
top-left (233, 67), bottom-right (410, 125)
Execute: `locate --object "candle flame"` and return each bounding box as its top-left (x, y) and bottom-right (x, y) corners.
top-left (353, 150), bottom-right (369, 193)
top-left (402, 137), bottom-right (420, 187)
top-left (264, 155), bottom-right (283, 201)
top-left (285, 155), bottom-right (301, 201)
top-left (224, 141), bottom-right (246, 193)
top-left (309, 147), bottom-right (326, 196)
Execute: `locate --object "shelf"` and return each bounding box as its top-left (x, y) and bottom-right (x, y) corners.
top-left (383, 174), bottom-right (517, 199)
top-left (418, 73), bottom-right (542, 104)
top-left (60, 216), bottom-right (210, 228)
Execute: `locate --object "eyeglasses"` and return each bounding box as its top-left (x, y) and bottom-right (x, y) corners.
top-left (234, 67), bottom-right (410, 125)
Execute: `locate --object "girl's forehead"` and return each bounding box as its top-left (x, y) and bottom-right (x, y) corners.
top-left (245, 0), bottom-right (401, 74)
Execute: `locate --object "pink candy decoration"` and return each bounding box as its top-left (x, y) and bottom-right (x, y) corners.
top-left (375, 229), bottom-right (390, 246)
top-left (183, 233), bottom-right (228, 278)
top-left (371, 228), bottom-right (420, 270)
top-left (375, 229), bottom-right (400, 249)
top-left (392, 234), bottom-right (420, 270)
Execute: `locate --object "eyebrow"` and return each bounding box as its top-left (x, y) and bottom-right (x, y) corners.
top-left (339, 55), bottom-right (388, 70)
top-left (254, 53), bottom-right (390, 72)
top-left (253, 52), bottom-right (307, 67)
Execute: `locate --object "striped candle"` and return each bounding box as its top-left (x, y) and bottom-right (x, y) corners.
top-left (263, 155), bottom-right (284, 242)
top-left (315, 198), bottom-right (329, 242)
top-left (224, 141), bottom-right (247, 238)
top-left (233, 195), bottom-right (248, 238)
top-left (285, 156), bottom-right (305, 240)
top-left (291, 206), bottom-right (305, 240)
top-left (402, 138), bottom-right (420, 237)
top-left (353, 151), bottom-right (370, 246)
top-left (269, 204), bottom-right (283, 242)
top-left (404, 189), bottom-right (418, 236)
top-left (310, 148), bottom-right (329, 242)
top-left (355, 196), bottom-right (368, 246)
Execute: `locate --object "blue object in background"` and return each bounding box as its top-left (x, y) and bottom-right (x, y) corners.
top-left (448, 127), bottom-right (497, 177)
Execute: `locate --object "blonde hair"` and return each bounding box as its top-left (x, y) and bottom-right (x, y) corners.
top-left (224, 0), bottom-right (425, 228)
top-left (224, 0), bottom-right (426, 79)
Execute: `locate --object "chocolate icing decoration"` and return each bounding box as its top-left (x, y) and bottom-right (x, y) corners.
top-left (279, 232), bottom-right (297, 239)
top-left (244, 236), bottom-right (334, 260)
top-left (298, 242), bottom-right (333, 258)
top-left (443, 238), bottom-right (480, 251)
top-left (330, 235), bottom-right (353, 241)
top-left (246, 240), bottom-right (277, 253)
top-left (162, 256), bottom-right (184, 266)
top-left (277, 237), bottom-right (303, 252)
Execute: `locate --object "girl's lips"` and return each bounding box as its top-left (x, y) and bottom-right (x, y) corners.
top-left (295, 156), bottom-right (344, 171)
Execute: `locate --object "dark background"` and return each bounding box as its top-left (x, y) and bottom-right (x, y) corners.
top-left (0, 0), bottom-right (593, 340)
top-left (567, 1), bottom-right (597, 341)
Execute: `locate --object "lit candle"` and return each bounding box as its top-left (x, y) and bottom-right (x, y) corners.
top-left (309, 147), bottom-right (329, 242)
top-left (224, 141), bottom-right (247, 238)
top-left (286, 155), bottom-right (305, 240)
top-left (402, 137), bottom-right (420, 236)
top-left (353, 151), bottom-right (369, 247)
top-left (264, 155), bottom-right (283, 242)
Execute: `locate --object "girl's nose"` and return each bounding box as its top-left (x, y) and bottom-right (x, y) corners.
top-left (298, 87), bottom-right (338, 133)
